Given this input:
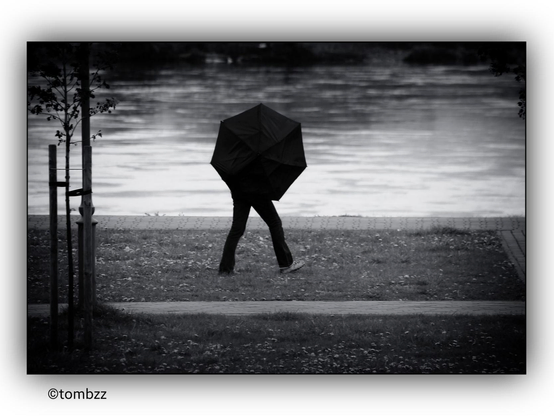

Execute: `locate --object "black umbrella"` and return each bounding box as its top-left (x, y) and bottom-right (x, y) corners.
top-left (211, 103), bottom-right (307, 201)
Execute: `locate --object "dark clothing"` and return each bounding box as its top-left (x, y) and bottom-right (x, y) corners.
top-left (218, 194), bottom-right (293, 273)
top-left (226, 157), bottom-right (271, 199)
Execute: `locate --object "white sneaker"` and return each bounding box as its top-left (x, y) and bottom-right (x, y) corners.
top-left (280, 260), bottom-right (305, 274)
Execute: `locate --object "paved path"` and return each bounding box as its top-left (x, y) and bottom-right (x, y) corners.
top-left (28, 215), bottom-right (525, 232)
top-left (27, 215), bottom-right (525, 317)
top-left (499, 229), bottom-right (526, 283)
top-left (27, 301), bottom-right (525, 318)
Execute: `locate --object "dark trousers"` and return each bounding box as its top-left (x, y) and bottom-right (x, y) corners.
top-left (219, 195), bottom-right (293, 273)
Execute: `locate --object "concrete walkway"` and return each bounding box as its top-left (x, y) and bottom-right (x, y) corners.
top-left (27, 301), bottom-right (525, 318)
top-left (28, 214), bottom-right (525, 232)
top-left (499, 229), bottom-right (526, 282)
top-left (27, 215), bottom-right (526, 317)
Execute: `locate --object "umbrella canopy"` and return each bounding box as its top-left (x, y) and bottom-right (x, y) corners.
top-left (211, 103), bottom-right (307, 201)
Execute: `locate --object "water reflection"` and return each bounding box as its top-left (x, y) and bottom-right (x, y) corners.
top-left (27, 61), bottom-right (525, 217)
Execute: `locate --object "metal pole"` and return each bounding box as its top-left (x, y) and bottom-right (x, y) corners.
top-left (48, 145), bottom-right (58, 350)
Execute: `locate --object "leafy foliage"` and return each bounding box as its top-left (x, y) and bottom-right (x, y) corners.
top-left (27, 42), bottom-right (118, 145)
top-left (479, 43), bottom-right (526, 120)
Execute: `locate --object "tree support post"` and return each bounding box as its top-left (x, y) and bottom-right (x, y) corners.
top-left (77, 211), bottom-right (98, 310)
top-left (82, 146), bottom-right (94, 350)
top-left (77, 215), bottom-right (97, 308)
top-left (77, 42), bottom-right (97, 310)
top-left (48, 145), bottom-right (59, 350)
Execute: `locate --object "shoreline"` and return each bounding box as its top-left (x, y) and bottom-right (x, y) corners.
top-left (27, 214), bottom-right (525, 231)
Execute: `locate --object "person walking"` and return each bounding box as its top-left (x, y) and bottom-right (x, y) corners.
top-left (210, 103), bottom-right (307, 275)
top-left (218, 157), bottom-right (305, 275)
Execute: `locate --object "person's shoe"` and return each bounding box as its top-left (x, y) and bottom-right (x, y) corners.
top-left (218, 269), bottom-right (235, 276)
top-left (280, 260), bottom-right (305, 274)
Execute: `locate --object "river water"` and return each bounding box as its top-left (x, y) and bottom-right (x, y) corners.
top-left (27, 60), bottom-right (525, 218)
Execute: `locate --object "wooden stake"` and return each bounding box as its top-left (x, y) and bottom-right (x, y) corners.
top-left (48, 145), bottom-right (58, 350)
top-left (83, 146), bottom-right (93, 350)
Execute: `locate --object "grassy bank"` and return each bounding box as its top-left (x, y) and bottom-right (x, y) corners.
top-left (28, 227), bottom-right (524, 304)
top-left (27, 227), bottom-right (525, 374)
top-left (28, 305), bottom-right (525, 374)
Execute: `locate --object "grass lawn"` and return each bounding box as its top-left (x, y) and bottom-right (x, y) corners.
top-left (27, 227), bottom-right (525, 303)
top-left (28, 305), bottom-right (525, 374)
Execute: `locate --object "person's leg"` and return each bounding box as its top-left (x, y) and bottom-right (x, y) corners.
top-left (251, 198), bottom-right (293, 268)
top-left (219, 198), bottom-right (251, 273)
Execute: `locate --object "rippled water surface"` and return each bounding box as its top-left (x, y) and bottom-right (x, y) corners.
top-left (28, 62), bottom-right (525, 217)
